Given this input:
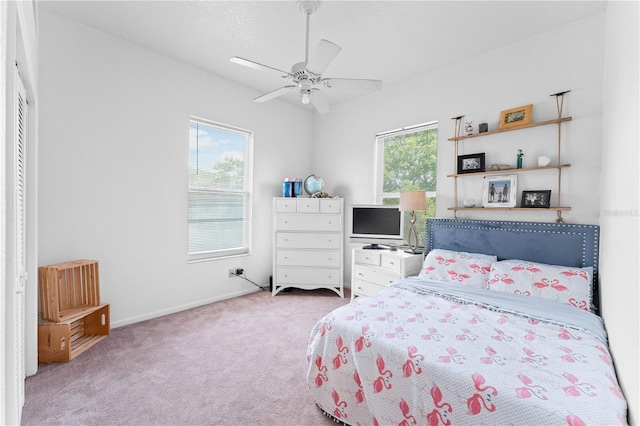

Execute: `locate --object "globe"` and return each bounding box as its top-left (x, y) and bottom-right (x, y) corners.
top-left (304, 175), bottom-right (325, 195)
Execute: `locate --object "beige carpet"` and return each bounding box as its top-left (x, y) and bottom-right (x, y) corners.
top-left (22, 288), bottom-right (350, 425)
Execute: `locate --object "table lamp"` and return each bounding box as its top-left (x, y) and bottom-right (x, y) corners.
top-left (399, 191), bottom-right (428, 254)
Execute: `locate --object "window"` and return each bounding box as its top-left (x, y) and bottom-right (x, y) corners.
top-left (374, 121), bottom-right (438, 247)
top-left (188, 118), bottom-right (253, 261)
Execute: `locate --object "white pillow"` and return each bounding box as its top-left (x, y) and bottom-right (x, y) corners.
top-left (488, 259), bottom-right (593, 311)
top-left (418, 249), bottom-right (496, 288)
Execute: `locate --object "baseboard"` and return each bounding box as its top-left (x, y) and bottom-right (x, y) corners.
top-left (110, 287), bottom-right (260, 329)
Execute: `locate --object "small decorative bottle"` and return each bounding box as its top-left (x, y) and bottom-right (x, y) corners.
top-left (517, 149), bottom-right (524, 169)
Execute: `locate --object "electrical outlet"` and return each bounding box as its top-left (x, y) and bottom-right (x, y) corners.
top-left (229, 268), bottom-right (245, 277)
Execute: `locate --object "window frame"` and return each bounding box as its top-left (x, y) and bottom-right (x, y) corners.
top-left (374, 121), bottom-right (438, 204)
top-left (187, 117), bottom-right (253, 262)
top-left (374, 121), bottom-right (438, 248)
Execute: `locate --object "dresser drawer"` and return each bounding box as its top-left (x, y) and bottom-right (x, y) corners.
top-left (275, 214), bottom-right (342, 231)
top-left (276, 250), bottom-right (341, 267)
top-left (276, 232), bottom-right (341, 249)
top-left (351, 278), bottom-right (384, 297)
top-left (353, 265), bottom-right (400, 287)
top-left (276, 267), bottom-right (340, 285)
top-left (274, 198), bottom-right (297, 213)
top-left (319, 199), bottom-right (342, 214)
top-left (296, 198), bottom-right (320, 213)
top-left (354, 251), bottom-right (381, 266)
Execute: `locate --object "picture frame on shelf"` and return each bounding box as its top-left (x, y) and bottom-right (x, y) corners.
top-left (521, 190), bottom-right (551, 208)
top-left (498, 104), bottom-right (533, 129)
top-left (482, 175), bottom-right (517, 208)
top-left (457, 153), bottom-right (486, 174)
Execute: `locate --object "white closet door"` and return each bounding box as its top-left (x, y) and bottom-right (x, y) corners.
top-left (12, 63), bottom-right (28, 421)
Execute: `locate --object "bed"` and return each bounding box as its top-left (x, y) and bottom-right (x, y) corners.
top-left (306, 219), bottom-right (628, 425)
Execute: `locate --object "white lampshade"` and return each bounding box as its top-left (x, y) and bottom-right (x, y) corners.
top-left (399, 191), bottom-right (427, 211)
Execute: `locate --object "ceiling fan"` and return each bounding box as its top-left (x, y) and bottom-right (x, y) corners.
top-left (229, 0), bottom-right (382, 114)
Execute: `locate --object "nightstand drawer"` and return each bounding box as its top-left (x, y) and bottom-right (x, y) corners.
top-left (276, 250), bottom-right (341, 267)
top-left (381, 254), bottom-right (403, 274)
top-left (351, 278), bottom-right (383, 297)
top-left (353, 265), bottom-right (400, 287)
top-left (354, 251), bottom-right (381, 266)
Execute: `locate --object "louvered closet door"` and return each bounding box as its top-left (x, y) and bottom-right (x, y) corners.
top-left (13, 64), bottom-right (27, 417)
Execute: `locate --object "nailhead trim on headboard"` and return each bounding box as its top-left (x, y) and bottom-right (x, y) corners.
top-left (424, 219), bottom-right (601, 312)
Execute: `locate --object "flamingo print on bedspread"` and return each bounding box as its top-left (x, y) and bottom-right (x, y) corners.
top-left (305, 280), bottom-right (628, 425)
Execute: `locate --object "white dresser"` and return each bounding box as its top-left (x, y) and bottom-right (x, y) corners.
top-left (350, 248), bottom-right (423, 301)
top-left (272, 197), bottom-right (344, 297)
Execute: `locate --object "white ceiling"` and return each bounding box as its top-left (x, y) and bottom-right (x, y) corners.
top-left (39, 0), bottom-right (607, 112)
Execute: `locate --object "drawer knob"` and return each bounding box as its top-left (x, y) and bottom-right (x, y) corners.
top-left (389, 261), bottom-right (395, 265)
top-left (358, 273), bottom-right (364, 277)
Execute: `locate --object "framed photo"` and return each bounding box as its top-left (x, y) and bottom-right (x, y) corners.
top-left (521, 190), bottom-right (551, 208)
top-left (482, 175), bottom-right (517, 208)
top-left (498, 104), bottom-right (533, 130)
top-left (457, 153), bottom-right (486, 174)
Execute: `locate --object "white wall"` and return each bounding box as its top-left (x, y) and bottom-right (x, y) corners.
top-left (314, 14), bottom-right (606, 279)
top-left (600, 1), bottom-right (639, 423)
top-left (38, 10), bottom-right (314, 327)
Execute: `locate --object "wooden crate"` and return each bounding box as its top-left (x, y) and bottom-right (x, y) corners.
top-left (39, 260), bottom-right (100, 322)
top-left (38, 304), bottom-right (110, 363)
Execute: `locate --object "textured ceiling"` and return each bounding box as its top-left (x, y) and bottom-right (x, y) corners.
top-left (39, 0), bottom-right (607, 112)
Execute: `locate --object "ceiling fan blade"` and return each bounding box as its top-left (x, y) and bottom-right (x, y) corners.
top-left (322, 78), bottom-right (383, 91)
top-left (253, 85), bottom-right (297, 103)
top-left (310, 91), bottom-right (330, 114)
top-left (230, 56), bottom-right (292, 77)
top-left (306, 39), bottom-right (341, 75)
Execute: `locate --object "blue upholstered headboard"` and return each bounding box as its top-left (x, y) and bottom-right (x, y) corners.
top-left (424, 219), bottom-right (601, 311)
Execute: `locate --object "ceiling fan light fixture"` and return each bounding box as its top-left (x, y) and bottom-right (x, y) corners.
top-left (299, 78), bottom-right (313, 104)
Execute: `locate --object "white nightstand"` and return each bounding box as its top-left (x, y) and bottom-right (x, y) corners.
top-left (350, 248), bottom-right (423, 301)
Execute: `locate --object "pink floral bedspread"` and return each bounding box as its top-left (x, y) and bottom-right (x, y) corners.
top-left (306, 278), bottom-right (628, 425)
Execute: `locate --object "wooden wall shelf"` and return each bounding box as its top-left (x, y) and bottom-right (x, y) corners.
top-left (447, 164), bottom-right (571, 178)
top-left (448, 117), bottom-right (572, 141)
top-left (449, 92), bottom-right (572, 222)
top-left (448, 206), bottom-right (571, 212)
